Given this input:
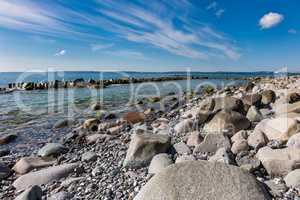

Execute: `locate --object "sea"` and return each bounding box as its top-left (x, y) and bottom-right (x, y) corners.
top-left (0, 71), bottom-right (295, 154)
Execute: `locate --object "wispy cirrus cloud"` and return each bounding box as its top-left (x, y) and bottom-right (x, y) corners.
top-left (0, 0), bottom-right (240, 60)
top-left (206, 2), bottom-right (218, 10)
top-left (104, 50), bottom-right (146, 60)
top-left (288, 29), bottom-right (297, 34)
top-left (216, 9), bottom-right (225, 18)
top-left (95, 0), bottom-right (239, 59)
top-left (91, 43), bottom-right (114, 51)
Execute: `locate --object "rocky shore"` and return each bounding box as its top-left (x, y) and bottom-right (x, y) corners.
top-left (1, 75), bottom-right (300, 200)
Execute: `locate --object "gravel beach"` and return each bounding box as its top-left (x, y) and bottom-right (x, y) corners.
top-left (1, 75), bottom-right (300, 200)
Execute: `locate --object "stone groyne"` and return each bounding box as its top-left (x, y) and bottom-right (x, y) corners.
top-left (2, 76), bottom-right (243, 91)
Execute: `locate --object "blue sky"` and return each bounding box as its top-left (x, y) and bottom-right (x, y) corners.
top-left (0, 0), bottom-right (299, 72)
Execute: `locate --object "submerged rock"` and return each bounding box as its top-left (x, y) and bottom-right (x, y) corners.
top-left (90, 102), bottom-right (102, 110)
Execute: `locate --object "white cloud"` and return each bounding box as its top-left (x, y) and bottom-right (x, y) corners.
top-left (54, 49), bottom-right (66, 56)
top-left (215, 9), bottom-right (225, 18)
top-left (91, 43), bottom-right (114, 51)
top-left (288, 29), bottom-right (297, 34)
top-left (259, 12), bottom-right (284, 29)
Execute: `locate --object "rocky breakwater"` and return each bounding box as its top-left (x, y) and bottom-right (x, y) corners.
top-left (1, 75), bottom-right (300, 199)
top-left (6, 76), bottom-right (205, 91)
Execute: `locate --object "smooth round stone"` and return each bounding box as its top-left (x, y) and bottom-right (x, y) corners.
top-left (38, 143), bottom-right (68, 157)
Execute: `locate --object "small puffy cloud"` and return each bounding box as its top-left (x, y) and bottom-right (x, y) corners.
top-left (54, 49), bottom-right (66, 56)
top-left (288, 29), bottom-right (297, 34)
top-left (215, 9), bottom-right (225, 18)
top-left (259, 12), bottom-right (284, 29)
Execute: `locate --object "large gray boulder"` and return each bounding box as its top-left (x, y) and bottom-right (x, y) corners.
top-left (134, 161), bottom-right (271, 200)
top-left (123, 133), bottom-right (171, 168)
top-left (13, 163), bottom-right (79, 191)
top-left (203, 110), bottom-right (250, 135)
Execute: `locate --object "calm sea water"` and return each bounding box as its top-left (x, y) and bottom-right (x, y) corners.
top-left (0, 71), bottom-right (279, 86)
top-left (0, 71), bottom-right (292, 154)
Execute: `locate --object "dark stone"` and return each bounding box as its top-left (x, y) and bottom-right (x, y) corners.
top-left (0, 134), bottom-right (17, 145)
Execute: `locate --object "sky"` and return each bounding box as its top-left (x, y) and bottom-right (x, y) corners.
top-left (0, 0), bottom-right (299, 72)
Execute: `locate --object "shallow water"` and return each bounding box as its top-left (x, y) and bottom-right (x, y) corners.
top-left (0, 78), bottom-right (245, 154)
